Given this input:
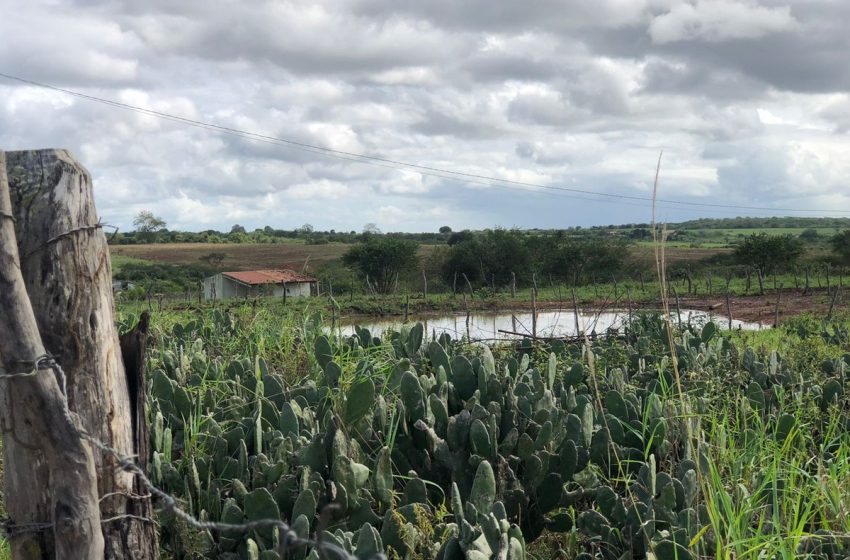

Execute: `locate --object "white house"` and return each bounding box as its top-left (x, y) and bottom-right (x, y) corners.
top-left (203, 269), bottom-right (318, 300)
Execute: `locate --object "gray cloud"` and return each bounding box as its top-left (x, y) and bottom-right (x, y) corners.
top-left (0, 0), bottom-right (849, 233)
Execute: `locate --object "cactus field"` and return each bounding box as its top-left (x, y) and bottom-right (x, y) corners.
top-left (122, 304), bottom-right (850, 559)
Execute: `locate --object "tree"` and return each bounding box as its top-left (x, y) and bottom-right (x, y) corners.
top-left (830, 230), bottom-right (850, 265)
top-left (733, 233), bottom-right (804, 293)
top-left (799, 228), bottom-right (820, 241)
top-left (343, 237), bottom-right (419, 294)
top-left (363, 223), bottom-right (382, 235)
top-left (132, 211), bottom-right (166, 243)
top-left (199, 252), bottom-right (226, 268)
top-left (298, 223), bottom-right (314, 234)
top-left (447, 230), bottom-right (474, 246)
top-left (230, 224), bottom-right (246, 234)
top-left (441, 229), bottom-right (532, 287)
top-left (542, 237), bottom-right (628, 285)
top-left (439, 225), bottom-right (453, 234)
top-left (477, 228), bottom-right (530, 286)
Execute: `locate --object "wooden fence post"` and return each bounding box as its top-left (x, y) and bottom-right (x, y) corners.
top-left (0, 149), bottom-right (106, 558)
top-left (422, 269), bottom-right (428, 300)
top-left (4, 149), bottom-right (156, 558)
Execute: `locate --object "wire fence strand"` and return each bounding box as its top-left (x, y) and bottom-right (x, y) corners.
top-left (0, 353), bottom-right (376, 560)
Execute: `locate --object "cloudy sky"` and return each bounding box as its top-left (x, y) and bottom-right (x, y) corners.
top-left (1, 0), bottom-right (849, 232)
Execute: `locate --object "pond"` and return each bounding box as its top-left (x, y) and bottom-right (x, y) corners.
top-left (334, 308), bottom-right (765, 340)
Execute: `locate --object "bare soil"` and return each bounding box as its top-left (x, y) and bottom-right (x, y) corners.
top-left (665, 287), bottom-right (841, 325)
top-left (446, 288), bottom-right (841, 326)
top-left (110, 242), bottom-right (440, 272)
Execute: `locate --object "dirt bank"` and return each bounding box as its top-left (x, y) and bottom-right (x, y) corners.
top-left (387, 287), bottom-right (842, 326)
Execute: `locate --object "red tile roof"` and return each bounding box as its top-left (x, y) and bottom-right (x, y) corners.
top-left (222, 269), bottom-right (317, 285)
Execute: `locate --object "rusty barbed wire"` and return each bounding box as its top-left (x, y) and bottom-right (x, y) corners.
top-left (0, 352), bottom-right (374, 560)
top-left (22, 221), bottom-right (116, 259)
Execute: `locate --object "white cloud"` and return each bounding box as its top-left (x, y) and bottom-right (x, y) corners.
top-left (649, 1), bottom-right (796, 44)
top-left (0, 0), bottom-right (848, 232)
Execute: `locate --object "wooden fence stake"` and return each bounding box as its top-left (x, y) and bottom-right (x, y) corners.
top-left (422, 269), bottom-right (427, 299)
top-left (0, 149), bottom-right (106, 559)
top-left (827, 286), bottom-right (840, 321)
top-left (4, 149), bottom-right (156, 558)
top-left (531, 285), bottom-right (538, 339)
top-left (672, 286), bottom-right (682, 329)
top-left (571, 286), bottom-right (580, 336)
top-left (726, 291), bottom-right (732, 330)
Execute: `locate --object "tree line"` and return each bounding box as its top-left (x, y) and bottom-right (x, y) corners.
top-left (339, 229), bottom-right (850, 295)
top-left (340, 229), bottom-right (633, 294)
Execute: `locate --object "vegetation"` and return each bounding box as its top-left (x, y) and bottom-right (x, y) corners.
top-left (343, 237), bottom-right (420, 294)
top-left (830, 230), bottom-right (850, 265)
top-left (125, 301), bottom-right (850, 560)
top-left (732, 233), bottom-right (804, 275)
top-left (113, 258), bottom-right (214, 295)
top-left (730, 233), bottom-right (805, 295)
top-left (133, 210), bottom-right (168, 243)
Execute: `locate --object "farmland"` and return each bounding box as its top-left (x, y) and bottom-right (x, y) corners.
top-left (111, 242), bottom-right (356, 271)
top-left (3, 218), bottom-right (850, 559)
top-left (113, 299), bottom-right (850, 559)
top-left (90, 220), bottom-right (850, 558)
top-left (9, 207), bottom-right (850, 559)
top-left (111, 243), bottom-right (727, 272)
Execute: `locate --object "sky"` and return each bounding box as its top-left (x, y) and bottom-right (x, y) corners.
top-left (1, 0), bottom-right (849, 233)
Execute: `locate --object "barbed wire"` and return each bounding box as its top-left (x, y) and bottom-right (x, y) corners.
top-left (0, 354), bottom-right (377, 560)
top-left (0, 354), bottom-right (54, 379)
top-left (22, 221), bottom-right (110, 259)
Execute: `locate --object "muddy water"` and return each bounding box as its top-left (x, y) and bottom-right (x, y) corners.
top-left (335, 309), bottom-right (765, 340)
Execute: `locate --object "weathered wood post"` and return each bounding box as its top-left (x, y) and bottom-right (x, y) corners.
top-left (531, 284), bottom-right (538, 339)
top-left (571, 285), bottom-right (580, 336)
top-left (462, 272), bottom-right (474, 299)
top-left (726, 291), bottom-right (733, 330)
top-left (827, 286), bottom-right (840, 321)
top-left (0, 150), bottom-right (105, 558)
top-left (422, 269), bottom-right (428, 300)
top-left (4, 149), bottom-right (157, 558)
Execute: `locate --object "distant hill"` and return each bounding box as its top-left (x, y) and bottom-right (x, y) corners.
top-left (674, 217), bottom-right (850, 230)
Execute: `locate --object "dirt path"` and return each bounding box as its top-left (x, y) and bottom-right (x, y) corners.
top-left (665, 288), bottom-right (840, 325)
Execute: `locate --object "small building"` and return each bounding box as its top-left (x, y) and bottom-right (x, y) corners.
top-left (203, 269), bottom-right (318, 300)
top-left (112, 280), bottom-right (135, 292)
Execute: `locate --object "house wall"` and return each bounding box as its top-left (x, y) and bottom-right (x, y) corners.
top-left (203, 275), bottom-right (315, 300)
top-left (203, 274), bottom-right (243, 300)
top-left (202, 274), bottom-right (221, 299)
top-left (272, 282), bottom-right (312, 297)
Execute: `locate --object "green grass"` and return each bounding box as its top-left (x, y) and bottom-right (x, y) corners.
top-left (110, 254), bottom-right (158, 275)
top-left (140, 302), bottom-right (850, 557)
top-left (692, 316), bottom-right (850, 557)
top-left (3, 290), bottom-right (849, 557)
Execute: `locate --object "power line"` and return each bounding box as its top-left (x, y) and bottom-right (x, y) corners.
top-left (2, 71), bottom-right (849, 216)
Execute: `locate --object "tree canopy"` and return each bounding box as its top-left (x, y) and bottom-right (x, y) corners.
top-left (441, 229), bottom-right (629, 287)
top-left (733, 233), bottom-right (804, 274)
top-left (343, 236), bottom-right (419, 294)
top-left (132, 211), bottom-right (167, 242)
top-left (830, 230), bottom-right (850, 265)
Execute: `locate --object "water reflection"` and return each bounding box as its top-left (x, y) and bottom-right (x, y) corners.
top-left (335, 309), bottom-right (764, 340)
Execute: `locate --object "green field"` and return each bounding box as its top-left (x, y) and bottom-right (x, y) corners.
top-left (113, 298), bottom-right (850, 559)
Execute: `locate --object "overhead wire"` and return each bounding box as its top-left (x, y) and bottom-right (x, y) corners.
top-left (1, 71), bottom-right (848, 216)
